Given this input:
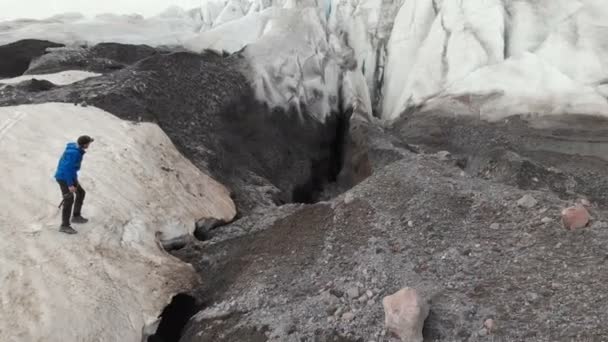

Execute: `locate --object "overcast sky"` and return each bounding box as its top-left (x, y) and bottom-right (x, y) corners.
top-left (0, 0), bottom-right (203, 20)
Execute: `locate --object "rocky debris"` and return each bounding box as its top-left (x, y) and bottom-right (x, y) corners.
top-left (341, 311), bottom-right (355, 322)
top-left (580, 198), bottom-right (591, 207)
top-left (517, 194), bottom-right (538, 208)
top-left (483, 318), bottom-right (496, 333)
top-left (344, 192), bottom-right (355, 204)
top-left (436, 150), bottom-right (451, 161)
top-left (394, 111), bottom-right (608, 206)
top-left (0, 39), bottom-right (63, 78)
top-left (346, 286), bottom-right (361, 300)
top-left (561, 205), bottom-right (590, 230)
top-left (194, 217), bottom-right (230, 241)
top-left (25, 42), bottom-right (159, 74)
top-left (541, 217), bottom-right (552, 224)
top-left (194, 305), bottom-right (234, 321)
top-left (173, 124), bottom-right (608, 341)
top-left (382, 288), bottom-right (429, 342)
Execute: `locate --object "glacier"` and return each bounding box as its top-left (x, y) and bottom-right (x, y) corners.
top-left (3, 0), bottom-right (608, 121)
top-left (2, 1), bottom-right (608, 341)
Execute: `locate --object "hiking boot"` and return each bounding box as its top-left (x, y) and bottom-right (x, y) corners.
top-left (72, 215), bottom-right (89, 224)
top-left (59, 225), bottom-right (77, 234)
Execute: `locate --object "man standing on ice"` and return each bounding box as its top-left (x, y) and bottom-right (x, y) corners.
top-left (54, 135), bottom-right (94, 234)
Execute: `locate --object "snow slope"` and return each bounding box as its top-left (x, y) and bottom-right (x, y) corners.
top-left (0, 103), bottom-right (236, 341)
top-left (0, 70), bottom-right (100, 85)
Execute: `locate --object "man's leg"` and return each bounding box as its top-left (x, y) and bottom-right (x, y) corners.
top-left (58, 181), bottom-right (76, 232)
top-left (72, 181), bottom-right (89, 224)
top-left (73, 181), bottom-right (86, 217)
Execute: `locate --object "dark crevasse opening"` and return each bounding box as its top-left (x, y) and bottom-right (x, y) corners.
top-left (148, 293), bottom-right (199, 342)
top-left (291, 108), bottom-right (353, 204)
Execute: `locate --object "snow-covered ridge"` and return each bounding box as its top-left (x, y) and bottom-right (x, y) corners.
top-left (2, 0), bottom-right (608, 121)
top-left (0, 70), bottom-right (100, 85)
top-left (0, 103), bottom-right (236, 341)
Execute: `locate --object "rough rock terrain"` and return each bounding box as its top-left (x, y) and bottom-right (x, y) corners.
top-left (175, 113), bottom-right (608, 341)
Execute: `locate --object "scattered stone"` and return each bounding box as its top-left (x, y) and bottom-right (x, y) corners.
top-left (194, 306), bottom-right (233, 321)
top-left (532, 177), bottom-right (539, 183)
top-left (194, 217), bottom-right (228, 241)
top-left (326, 305), bottom-right (338, 315)
top-left (276, 322), bottom-right (297, 336)
top-left (358, 294), bottom-right (368, 303)
top-left (436, 151), bottom-right (451, 161)
top-left (541, 217), bottom-right (552, 224)
top-left (346, 287), bottom-right (360, 300)
top-left (490, 223), bottom-right (500, 230)
top-left (344, 192), bottom-right (355, 204)
top-left (517, 194), bottom-right (538, 208)
top-left (342, 312), bottom-right (355, 322)
top-left (580, 198), bottom-right (591, 207)
top-left (366, 290), bottom-right (373, 297)
top-left (484, 318), bottom-right (496, 333)
top-left (561, 205), bottom-right (590, 230)
top-left (591, 221), bottom-right (608, 229)
top-left (330, 289), bottom-right (344, 298)
top-left (321, 291), bottom-right (340, 305)
top-left (407, 220), bottom-right (414, 227)
top-left (367, 299), bottom-right (376, 306)
top-left (382, 288), bottom-right (429, 342)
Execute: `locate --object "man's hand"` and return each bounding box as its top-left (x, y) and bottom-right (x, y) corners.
top-left (68, 186), bottom-right (77, 193)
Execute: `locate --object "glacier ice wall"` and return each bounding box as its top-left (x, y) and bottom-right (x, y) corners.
top-left (382, 0), bottom-right (608, 120)
top-left (2, 0), bottom-right (608, 121)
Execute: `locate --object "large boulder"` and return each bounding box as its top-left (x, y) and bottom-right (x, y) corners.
top-left (383, 288), bottom-right (429, 342)
top-left (0, 39), bottom-right (63, 78)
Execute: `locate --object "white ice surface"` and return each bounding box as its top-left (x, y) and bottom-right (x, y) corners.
top-left (381, 0), bottom-right (608, 120)
top-left (0, 70), bottom-right (101, 85)
top-left (0, 103), bottom-right (236, 342)
top-left (0, 11), bottom-right (204, 46)
top-left (4, 0), bottom-right (608, 122)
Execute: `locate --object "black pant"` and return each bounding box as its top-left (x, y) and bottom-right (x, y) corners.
top-left (58, 180), bottom-right (85, 226)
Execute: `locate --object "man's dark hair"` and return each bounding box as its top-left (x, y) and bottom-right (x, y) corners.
top-left (77, 135), bottom-right (94, 147)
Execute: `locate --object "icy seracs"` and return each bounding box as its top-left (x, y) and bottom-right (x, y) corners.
top-left (382, 0), bottom-right (608, 120)
top-left (2, 0), bottom-right (608, 121)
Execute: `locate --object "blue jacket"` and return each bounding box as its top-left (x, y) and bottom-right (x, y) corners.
top-left (54, 142), bottom-right (85, 186)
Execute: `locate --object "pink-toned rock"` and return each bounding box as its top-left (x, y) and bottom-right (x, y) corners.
top-left (484, 318), bottom-right (496, 333)
top-left (561, 205), bottom-right (590, 230)
top-left (382, 288), bottom-right (429, 342)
